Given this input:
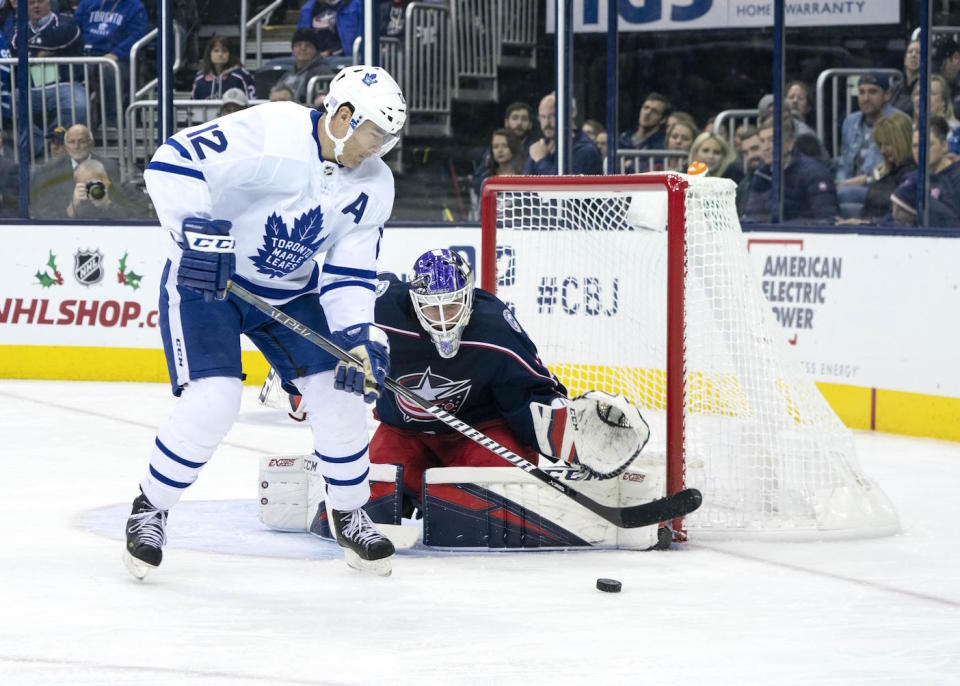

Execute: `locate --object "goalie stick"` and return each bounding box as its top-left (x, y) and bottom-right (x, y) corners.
top-left (227, 281), bottom-right (702, 529)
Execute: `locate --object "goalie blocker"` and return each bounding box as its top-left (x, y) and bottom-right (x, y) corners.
top-left (258, 455), bottom-right (664, 551)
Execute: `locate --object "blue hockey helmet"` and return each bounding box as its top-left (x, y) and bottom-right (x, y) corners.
top-left (409, 249), bottom-right (474, 358)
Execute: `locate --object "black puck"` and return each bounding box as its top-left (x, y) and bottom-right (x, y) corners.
top-left (596, 578), bottom-right (622, 593)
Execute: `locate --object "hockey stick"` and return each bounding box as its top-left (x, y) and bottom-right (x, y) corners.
top-left (227, 281), bottom-right (702, 529)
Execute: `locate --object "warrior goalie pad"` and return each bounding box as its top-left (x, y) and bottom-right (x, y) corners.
top-left (257, 457), bottom-right (419, 549)
top-left (258, 368), bottom-right (307, 421)
top-left (421, 464), bottom-right (663, 550)
top-left (530, 391), bottom-right (650, 478)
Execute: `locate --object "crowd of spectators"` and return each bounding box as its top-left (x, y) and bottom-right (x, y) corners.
top-left (1, 0), bottom-right (959, 228)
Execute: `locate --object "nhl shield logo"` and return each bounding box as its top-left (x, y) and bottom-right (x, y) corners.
top-left (74, 249), bottom-right (104, 286)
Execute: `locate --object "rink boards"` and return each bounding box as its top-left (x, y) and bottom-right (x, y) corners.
top-left (1, 224), bottom-right (958, 441)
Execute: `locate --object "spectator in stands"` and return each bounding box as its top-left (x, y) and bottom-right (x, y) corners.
top-left (689, 131), bottom-right (742, 183)
top-left (582, 119), bottom-right (604, 142)
top-left (663, 114), bottom-right (698, 171)
top-left (275, 28), bottom-right (332, 104)
top-left (524, 91), bottom-right (602, 176)
top-left (30, 123), bottom-right (119, 216)
top-left (65, 158), bottom-right (141, 218)
top-left (891, 115), bottom-right (960, 226)
top-left (75, 0), bottom-right (147, 122)
top-left (838, 111), bottom-right (915, 224)
top-left (835, 72), bottom-right (901, 209)
top-left (191, 35), bottom-right (256, 101)
top-left (617, 92), bottom-right (670, 171)
top-left (219, 88), bottom-right (248, 117)
top-left (473, 101), bottom-right (534, 180)
top-left (736, 125), bottom-right (763, 214)
top-left (0, 124), bottom-right (17, 216)
top-left (741, 115), bottom-right (838, 224)
top-left (933, 35), bottom-right (960, 116)
top-left (10, 0), bottom-right (87, 150)
top-left (865, 111), bottom-right (917, 221)
top-left (595, 130), bottom-right (607, 159)
top-left (472, 128), bottom-right (524, 201)
top-left (269, 84), bottom-right (295, 102)
top-left (46, 124), bottom-right (66, 159)
top-left (0, 0), bottom-right (15, 44)
top-left (784, 81), bottom-right (819, 140)
top-left (911, 75), bottom-right (960, 153)
top-left (503, 101), bottom-right (533, 151)
top-left (297, 0), bottom-right (362, 59)
top-left (891, 38), bottom-right (921, 116)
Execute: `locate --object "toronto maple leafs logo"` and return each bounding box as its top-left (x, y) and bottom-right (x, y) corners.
top-left (395, 367), bottom-right (472, 422)
top-left (362, 72), bottom-right (378, 86)
top-left (250, 205), bottom-right (326, 278)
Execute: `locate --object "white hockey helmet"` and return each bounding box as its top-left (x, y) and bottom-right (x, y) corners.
top-left (322, 65), bottom-right (406, 161)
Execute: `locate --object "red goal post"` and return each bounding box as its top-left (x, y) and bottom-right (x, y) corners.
top-left (479, 173), bottom-right (899, 540)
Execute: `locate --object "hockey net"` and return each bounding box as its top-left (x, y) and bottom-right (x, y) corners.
top-left (480, 174), bottom-right (899, 539)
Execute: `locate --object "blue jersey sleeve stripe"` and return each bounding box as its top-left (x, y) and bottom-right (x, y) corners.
top-left (314, 446), bottom-right (368, 464)
top-left (322, 263), bottom-right (378, 279)
top-left (148, 465), bottom-right (191, 489)
top-left (319, 280), bottom-right (377, 296)
top-left (323, 467), bottom-right (370, 487)
top-left (146, 161), bottom-right (206, 181)
top-left (155, 437), bottom-right (205, 469)
top-left (164, 137), bottom-right (192, 161)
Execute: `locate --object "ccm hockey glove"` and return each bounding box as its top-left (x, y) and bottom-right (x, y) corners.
top-left (330, 324), bottom-right (391, 403)
top-left (178, 217), bottom-right (235, 302)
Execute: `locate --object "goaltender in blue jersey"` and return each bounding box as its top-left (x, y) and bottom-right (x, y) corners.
top-left (123, 66), bottom-right (408, 579)
top-left (265, 249), bottom-right (652, 520)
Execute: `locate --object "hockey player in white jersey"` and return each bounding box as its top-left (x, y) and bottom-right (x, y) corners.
top-left (123, 66), bottom-right (407, 578)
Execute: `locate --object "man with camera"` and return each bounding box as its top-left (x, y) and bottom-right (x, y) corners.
top-left (65, 158), bottom-right (141, 219)
top-left (31, 124), bottom-right (121, 217)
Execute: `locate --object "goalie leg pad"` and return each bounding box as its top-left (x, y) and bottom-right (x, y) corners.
top-left (422, 465), bottom-right (662, 550)
top-left (258, 455), bottom-right (310, 532)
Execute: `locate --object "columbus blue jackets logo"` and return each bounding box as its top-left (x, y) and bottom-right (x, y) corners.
top-left (251, 205), bottom-right (326, 278)
top-left (74, 249), bottom-right (103, 286)
top-left (395, 367), bottom-right (472, 422)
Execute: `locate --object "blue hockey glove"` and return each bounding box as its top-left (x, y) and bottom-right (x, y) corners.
top-left (178, 217), bottom-right (236, 303)
top-left (330, 324), bottom-right (391, 403)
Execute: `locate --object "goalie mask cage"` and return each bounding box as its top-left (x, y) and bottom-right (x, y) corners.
top-left (480, 174), bottom-right (899, 540)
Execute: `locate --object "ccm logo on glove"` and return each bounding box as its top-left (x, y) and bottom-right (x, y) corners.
top-left (185, 234), bottom-right (236, 252)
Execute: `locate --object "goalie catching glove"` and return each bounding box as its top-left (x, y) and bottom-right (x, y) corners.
top-left (330, 323), bottom-right (390, 403)
top-left (530, 391), bottom-right (650, 478)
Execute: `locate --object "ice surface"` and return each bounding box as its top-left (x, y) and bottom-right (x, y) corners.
top-left (1, 380), bottom-right (958, 685)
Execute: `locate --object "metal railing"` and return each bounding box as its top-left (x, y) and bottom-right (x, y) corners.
top-left (714, 109), bottom-right (758, 151)
top-left (449, 0), bottom-right (498, 102)
top-left (815, 68), bottom-right (903, 158)
top-left (129, 24), bottom-right (183, 101)
top-left (405, 2), bottom-right (454, 136)
top-left (125, 98), bottom-right (267, 173)
top-left (1, 57), bottom-right (125, 178)
top-left (617, 149), bottom-right (690, 174)
top-left (306, 73), bottom-right (335, 104)
top-left (498, 0), bottom-right (537, 69)
top-left (246, 0), bottom-right (286, 70)
top-left (350, 35), bottom-right (403, 79)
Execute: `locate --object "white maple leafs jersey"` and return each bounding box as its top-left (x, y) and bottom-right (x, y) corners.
top-left (143, 101), bottom-right (395, 331)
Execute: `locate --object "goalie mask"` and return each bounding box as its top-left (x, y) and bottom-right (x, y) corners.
top-left (322, 66), bottom-right (406, 163)
top-left (409, 249), bottom-right (474, 359)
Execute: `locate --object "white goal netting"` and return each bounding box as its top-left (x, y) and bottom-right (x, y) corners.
top-left (484, 174), bottom-right (899, 539)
